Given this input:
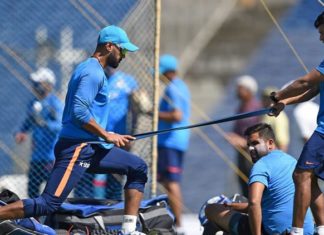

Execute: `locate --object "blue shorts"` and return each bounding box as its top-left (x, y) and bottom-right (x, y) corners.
top-left (297, 131), bottom-right (324, 180)
top-left (157, 147), bottom-right (184, 182)
top-left (22, 139), bottom-right (147, 217)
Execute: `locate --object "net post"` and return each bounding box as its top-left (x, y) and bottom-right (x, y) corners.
top-left (151, 0), bottom-right (161, 198)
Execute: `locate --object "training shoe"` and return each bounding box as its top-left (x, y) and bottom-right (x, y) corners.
top-left (176, 226), bottom-right (186, 235)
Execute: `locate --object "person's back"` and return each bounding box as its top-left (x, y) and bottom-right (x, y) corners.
top-left (250, 150), bottom-right (314, 234)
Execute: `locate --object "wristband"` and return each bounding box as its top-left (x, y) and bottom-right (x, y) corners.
top-left (270, 92), bottom-right (279, 103)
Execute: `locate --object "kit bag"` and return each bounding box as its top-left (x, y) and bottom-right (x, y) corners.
top-left (45, 195), bottom-right (176, 235)
top-left (0, 220), bottom-right (45, 235)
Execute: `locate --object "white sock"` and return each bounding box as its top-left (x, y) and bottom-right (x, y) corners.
top-left (121, 215), bottom-right (137, 234)
top-left (316, 225), bottom-right (324, 235)
top-left (290, 227), bottom-right (304, 235)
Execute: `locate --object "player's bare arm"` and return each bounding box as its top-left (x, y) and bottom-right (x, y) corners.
top-left (275, 69), bottom-right (324, 103)
top-left (248, 182), bottom-right (265, 235)
top-left (281, 85), bottom-right (320, 106)
top-left (225, 202), bottom-right (249, 213)
top-left (159, 109), bottom-right (182, 122)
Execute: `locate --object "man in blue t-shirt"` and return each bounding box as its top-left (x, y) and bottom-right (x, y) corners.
top-left (0, 26), bottom-right (147, 235)
top-left (93, 67), bottom-right (139, 200)
top-left (15, 67), bottom-right (63, 198)
top-left (157, 54), bottom-right (191, 234)
top-left (205, 123), bottom-right (314, 235)
top-left (270, 11), bottom-right (324, 235)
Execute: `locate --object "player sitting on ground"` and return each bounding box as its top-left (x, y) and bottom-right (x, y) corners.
top-left (205, 123), bottom-right (314, 235)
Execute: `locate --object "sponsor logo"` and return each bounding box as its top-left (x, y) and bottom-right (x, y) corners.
top-left (79, 162), bottom-right (90, 168)
top-left (305, 161), bottom-right (317, 165)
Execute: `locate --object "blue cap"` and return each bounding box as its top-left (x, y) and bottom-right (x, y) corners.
top-left (159, 54), bottom-right (178, 74)
top-left (97, 25), bottom-right (139, 52)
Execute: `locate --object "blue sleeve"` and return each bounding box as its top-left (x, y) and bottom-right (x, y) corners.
top-left (248, 161), bottom-right (269, 188)
top-left (316, 59), bottom-right (324, 75)
top-left (72, 71), bottom-right (102, 125)
top-left (46, 96), bottom-right (63, 132)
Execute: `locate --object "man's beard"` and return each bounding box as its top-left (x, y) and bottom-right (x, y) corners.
top-left (107, 53), bottom-right (121, 68)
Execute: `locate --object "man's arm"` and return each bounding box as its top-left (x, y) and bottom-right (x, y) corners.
top-left (274, 69), bottom-right (323, 104)
top-left (278, 85), bottom-right (319, 105)
top-left (248, 182), bottom-right (265, 235)
top-left (83, 119), bottom-right (134, 147)
top-left (226, 202), bottom-right (249, 213)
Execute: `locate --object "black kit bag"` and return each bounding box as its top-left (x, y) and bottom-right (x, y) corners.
top-left (0, 220), bottom-right (45, 235)
top-left (45, 195), bottom-right (176, 235)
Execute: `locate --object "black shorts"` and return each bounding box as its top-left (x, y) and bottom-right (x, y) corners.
top-left (229, 213), bottom-right (270, 235)
top-left (229, 213), bottom-right (251, 235)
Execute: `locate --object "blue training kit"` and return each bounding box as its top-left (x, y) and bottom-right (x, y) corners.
top-left (22, 141), bottom-right (147, 217)
top-left (295, 59), bottom-right (324, 180)
top-left (158, 78), bottom-right (191, 151)
top-left (157, 77), bottom-right (190, 183)
top-left (297, 131), bottom-right (324, 180)
top-left (22, 58), bottom-right (148, 217)
top-left (157, 147), bottom-right (184, 182)
top-left (249, 150), bottom-right (314, 235)
top-left (60, 58), bottom-right (111, 144)
top-left (20, 94), bottom-right (63, 162)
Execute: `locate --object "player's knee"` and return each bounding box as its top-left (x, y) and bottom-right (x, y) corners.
top-left (205, 204), bottom-right (214, 221)
top-left (293, 169), bottom-right (312, 185)
top-left (33, 194), bottom-right (62, 215)
top-left (205, 204), bottom-right (223, 221)
top-left (129, 156), bottom-right (148, 182)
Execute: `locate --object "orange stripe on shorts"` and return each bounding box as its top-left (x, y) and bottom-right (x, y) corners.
top-left (54, 143), bottom-right (87, 197)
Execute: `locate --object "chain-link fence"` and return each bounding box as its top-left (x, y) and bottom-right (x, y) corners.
top-left (0, 0), bottom-right (158, 199)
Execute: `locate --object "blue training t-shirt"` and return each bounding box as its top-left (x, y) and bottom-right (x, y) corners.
top-left (315, 59), bottom-right (324, 134)
top-left (60, 58), bottom-right (113, 148)
top-left (106, 71), bottom-right (138, 134)
top-left (158, 78), bottom-right (191, 151)
top-left (20, 94), bottom-right (63, 162)
top-left (249, 150), bottom-right (314, 235)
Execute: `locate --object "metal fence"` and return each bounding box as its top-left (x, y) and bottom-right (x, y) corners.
top-left (0, 0), bottom-right (158, 199)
